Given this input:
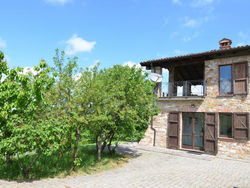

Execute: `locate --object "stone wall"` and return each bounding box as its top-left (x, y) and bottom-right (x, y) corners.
top-left (140, 114), bottom-right (168, 148)
top-left (218, 140), bottom-right (250, 160)
top-left (140, 55), bottom-right (250, 159)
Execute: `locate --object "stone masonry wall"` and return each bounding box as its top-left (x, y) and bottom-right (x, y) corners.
top-left (140, 55), bottom-right (250, 159)
top-left (218, 140), bottom-right (250, 160)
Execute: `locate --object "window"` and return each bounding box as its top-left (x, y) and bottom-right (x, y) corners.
top-left (219, 113), bottom-right (249, 140)
top-left (219, 114), bottom-right (232, 138)
top-left (219, 65), bottom-right (232, 94)
top-left (219, 62), bottom-right (248, 95)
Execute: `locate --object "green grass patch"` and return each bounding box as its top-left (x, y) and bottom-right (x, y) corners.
top-left (0, 144), bottom-right (129, 180)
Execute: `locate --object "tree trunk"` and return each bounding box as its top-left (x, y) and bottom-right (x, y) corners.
top-left (17, 151), bottom-right (43, 174)
top-left (96, 135), bottom-right (99, 152)
top-left (5, 132), bottom-right (12, 164)
top-left (101, 131), bottom-right (112, 152)
top-left (5, 155), bottom-right (12, 165)
top-left (108, 132), bottom-right (116, 154)
top-left (97, 131), bottom-right (104, 163)
top-left (72, 128), bottom-right (80, 170)
top-left (16, 153), bottom-right (23, 172)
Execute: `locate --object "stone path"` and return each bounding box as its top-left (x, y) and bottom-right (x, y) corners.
top-left (0, 143), bottom-right (250, 188)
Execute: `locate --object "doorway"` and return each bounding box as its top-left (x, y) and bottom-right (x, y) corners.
top-left (182, 112), bottom-right (204, 150)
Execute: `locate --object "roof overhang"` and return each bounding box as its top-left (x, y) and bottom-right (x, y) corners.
top-left (140, 45), bottom-right (250, 69)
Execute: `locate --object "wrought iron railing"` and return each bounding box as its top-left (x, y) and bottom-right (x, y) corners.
top-left (160, 80), bottom-right (206, 97)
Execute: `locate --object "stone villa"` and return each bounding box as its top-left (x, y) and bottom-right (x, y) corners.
top-left (140, 38), bottom-right (250, 159)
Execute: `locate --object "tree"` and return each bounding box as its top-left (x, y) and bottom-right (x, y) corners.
top-left (0, 49), bottom-right (158, 171)
top-left (0, 52), bottom-right (61, 173)
top-left (49, 49), bottom-right (82, 170)
top-left (0, 51), bottom-right (11, 163)
top-left (73, 64), bottom-right (108, 163)
top-left (79, 64), bottom-right (158, 162)
top-left (104, 65), bottom-right (158, 152)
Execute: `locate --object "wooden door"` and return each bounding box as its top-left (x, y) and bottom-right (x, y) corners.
top-left (168, 112), bottom-right (179, 149)
top-left (182, 112), bottom-right (204, 150)
top-left (204, 113), bottom-right (218, 155)
top-left (182, 112), bottom-right (193, 149)
top-left (194, 113), bottom-right (205, 150)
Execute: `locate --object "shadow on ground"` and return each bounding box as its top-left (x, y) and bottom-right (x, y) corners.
top-left (116, 146), bottom-right (142, 158)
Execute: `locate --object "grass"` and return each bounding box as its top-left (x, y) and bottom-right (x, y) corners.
top-left (0, 144), bottom-right (129, 180)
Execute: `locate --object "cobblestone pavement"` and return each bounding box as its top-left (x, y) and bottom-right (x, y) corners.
top-left (1, 144), bottom-right (250, 188)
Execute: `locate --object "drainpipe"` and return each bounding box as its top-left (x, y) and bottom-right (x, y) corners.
top-left (151, 116), bottom-right (156, 146)
top-left (151, 63), bottom-right (157, 146)
top-left (151, 82), bottom-right (157, 147)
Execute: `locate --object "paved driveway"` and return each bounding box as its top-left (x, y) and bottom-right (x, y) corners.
top-left (1, 144), bottom-right (250, 188)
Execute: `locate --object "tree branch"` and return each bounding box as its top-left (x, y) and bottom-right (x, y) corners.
top-left (22, 151), bottom-right (43, 174)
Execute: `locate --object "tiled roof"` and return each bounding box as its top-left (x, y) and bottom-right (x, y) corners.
top-left (140, 45), bottom-right (250, 67)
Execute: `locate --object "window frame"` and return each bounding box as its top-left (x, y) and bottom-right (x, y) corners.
top-left (218, 62), bottom-right (248, 96)
top-left (218, 113), bottom-right (233, 139)
top-left (218, 64), bottom-right (233, 96)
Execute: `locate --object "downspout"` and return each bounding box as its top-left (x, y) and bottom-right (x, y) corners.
top-left (151, 63), bottom-right (156, 146)
top-left (151, 116), bottom-right (156, 146)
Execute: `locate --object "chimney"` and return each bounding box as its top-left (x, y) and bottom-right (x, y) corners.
top-left (219, 38), bottom-right (232, 49)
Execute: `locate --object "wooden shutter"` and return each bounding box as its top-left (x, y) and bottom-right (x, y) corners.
top-left (168, 112), bottom-right (179, 149)
top-left (204, 113), bottom-right (218, 155)
top-left (233, 113), bottom-right (249, 140)
top-left (233, 62), bottom-right (248, 94)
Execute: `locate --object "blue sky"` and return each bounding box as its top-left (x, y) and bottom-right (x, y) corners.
top-left (1, 0), bottom-right (250, 69)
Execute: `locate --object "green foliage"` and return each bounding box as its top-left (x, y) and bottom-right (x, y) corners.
top-left (0, 51), bottom-right (8, 82)
top-left (74, 64), bottom-right (158, 161)
top-left (89, 64), bottom-right (158, 139)
top-left (0, 50), bottom-right (158, 178)
top-left (49, 49), bottom-right (80, 153)
top-left (0, 53), bottom-right (61, 173)
top-left (103, 65), bottom-right (158, 141)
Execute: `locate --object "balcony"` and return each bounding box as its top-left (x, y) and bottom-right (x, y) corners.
top-left (158, 80), bottom-right (206, 100)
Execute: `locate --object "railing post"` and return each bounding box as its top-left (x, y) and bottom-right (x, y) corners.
top-left (203, 80), bottom-right (206, 96)
top-left (168, 82), bottom-right (171, 98)
top-left (183, 81), bottom-right (188, 96)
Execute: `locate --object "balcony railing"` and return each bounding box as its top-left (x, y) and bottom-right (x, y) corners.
top-left (159, 80), bottom-right (206, 97)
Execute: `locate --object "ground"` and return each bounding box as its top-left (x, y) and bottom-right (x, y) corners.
top-left (0, 143), bottom-right (250, 188)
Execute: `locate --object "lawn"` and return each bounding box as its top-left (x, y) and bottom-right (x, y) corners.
top-left (0, 144), bottom-right (128, 180)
